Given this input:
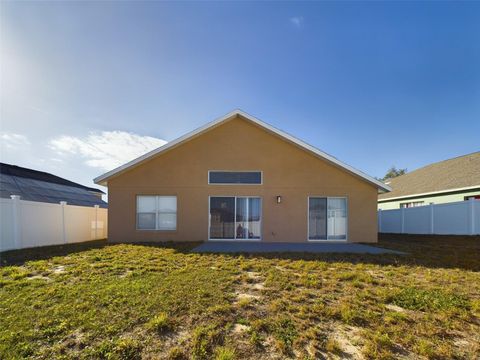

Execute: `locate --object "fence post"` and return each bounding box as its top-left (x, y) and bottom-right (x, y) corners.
top-left (429, 203), bottom-right (434, 234)
top-left (401, 207), bottom-right (405, 233)
top-left (60, 201), bottom-right (67, 244)
top-left (470, 198), bottom-right (475, 235)
top-left (378, 209), bottom-right (382, 233)
top-left (94, 205), bottom-right (99, 239)
top-left (11, 195), bottom-right (21, 249)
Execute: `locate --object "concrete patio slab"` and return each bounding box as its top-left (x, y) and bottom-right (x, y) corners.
top-left (192, 241), bottom-right (405, 254)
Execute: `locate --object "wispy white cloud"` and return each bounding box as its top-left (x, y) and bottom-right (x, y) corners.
top-left (290, 16), bottom-right (304, 28)
top-left (0, 132), bottom-right (30, 150)
top-left (49, 131), bottom-right (167, 171)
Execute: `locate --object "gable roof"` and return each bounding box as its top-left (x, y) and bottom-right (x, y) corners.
top-left (378, 152), bottom-right (480, 201)
top-left (94, 110), bottom-right (391, 192)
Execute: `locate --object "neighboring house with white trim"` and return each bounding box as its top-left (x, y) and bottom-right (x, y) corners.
top-left (378, 152), bottom-right (480, 210)
top-left (95, 110), bottom-right (390, 244)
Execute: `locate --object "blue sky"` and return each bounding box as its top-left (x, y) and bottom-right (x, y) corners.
top-left (1, 1), bottom-right (479, 190)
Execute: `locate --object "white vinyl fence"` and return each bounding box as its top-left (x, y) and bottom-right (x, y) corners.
top-left (0, 195), bottom-right (108, 252)
top-left (378, 199), bottom-right (479, 235)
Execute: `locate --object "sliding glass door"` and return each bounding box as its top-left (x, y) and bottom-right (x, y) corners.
top-left (209, 197), bottom-right (261, 240)
top-left (308, 197), bottom-right (347, 240)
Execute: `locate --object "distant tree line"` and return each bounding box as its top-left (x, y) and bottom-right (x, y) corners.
top-left (377, 166), bottom-right (407, 182)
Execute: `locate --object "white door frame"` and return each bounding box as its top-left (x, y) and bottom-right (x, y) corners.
top-left (307, 196), bottom-right (348, 242)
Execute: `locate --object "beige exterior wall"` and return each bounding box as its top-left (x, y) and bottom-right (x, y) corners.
top-left (107, 115), bottom-right (379, 243)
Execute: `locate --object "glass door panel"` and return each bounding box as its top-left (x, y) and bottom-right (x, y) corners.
top-left (247, 198), bottom-right (261, 239)
top-left (209, 197), bottom-right (235, 239)
top-left (235, 198), bottom-right (248, 239)
top-left (327, 198), bottom-right (347, 240)
top-left (309, 197), bottom-right (327, 240)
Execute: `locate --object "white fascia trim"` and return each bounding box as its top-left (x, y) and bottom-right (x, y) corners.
top-left (94, 109), bottom-right (242, 186)
top-left (378, 185), bottom-right (480, 202)
top-left (94, 109), bottom-right (391, 192)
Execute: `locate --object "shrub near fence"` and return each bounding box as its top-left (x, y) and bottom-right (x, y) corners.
top-left (0, 195), bottom-right (107, 251)
top-left (378, 198), bottom-right (479, 235)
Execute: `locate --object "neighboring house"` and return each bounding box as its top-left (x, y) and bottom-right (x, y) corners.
top-left (0, 163), bottom-right (107, 208)
top-left (94, 110), bottom-right (390, 243)
top-left (378, 152), bottom-right (480, 210)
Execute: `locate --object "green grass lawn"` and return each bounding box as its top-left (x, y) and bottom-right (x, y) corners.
top-left (1, 234), bottom-right (479, 359)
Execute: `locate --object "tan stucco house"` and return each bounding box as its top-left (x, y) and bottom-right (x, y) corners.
top-left (94, 110), bottom-right (390, 244)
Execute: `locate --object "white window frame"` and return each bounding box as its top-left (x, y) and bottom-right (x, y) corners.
top-left (208, 196), bottom-right (262, 241)
top-left (136, 195), bottom-right (177, 231)
top-left (307, 196), bottom-right (348, 242)
top-left (399, 201), bottom-right (425, 208)
top-left (207, 170), bottom-right (263, 185)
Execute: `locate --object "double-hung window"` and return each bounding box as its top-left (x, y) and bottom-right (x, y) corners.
top-left (308, 197), bottom-right (347, 240)
top-left (137, 196), bottom-right (177, 230)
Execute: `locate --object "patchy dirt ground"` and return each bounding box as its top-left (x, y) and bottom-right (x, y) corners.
top-left (0, 234), bottom-right (479, 359)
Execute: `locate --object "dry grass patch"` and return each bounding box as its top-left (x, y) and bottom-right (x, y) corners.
top-left (0, 235), bottom-right (479, 359)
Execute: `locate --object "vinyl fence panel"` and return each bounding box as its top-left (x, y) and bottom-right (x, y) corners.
top-left (378, 208), bottom-right (402, 233)
top-left (0, 198), bottom-right (15, 251)
top-left (378, 199), bottom-right (479, 235)
top-left (0, 196), bottom-right (107, 252)
top-left (20, 200), bottom-right (64, 249)
top-left (433, 201), bottom-right (471, 235)
top-left (475, 201), bottom-right (480, 234)
top-left (404, 205), bottom-right (431, 234)
top-left (64, 204), bottom-right (108, 244)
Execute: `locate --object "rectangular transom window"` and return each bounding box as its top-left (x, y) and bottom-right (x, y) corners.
top-left (137, 196), bottom-right (177, 230)
top-left (208, 171), bottom-right (262, 184)
top-left (308, 197), bottom-right (347, 240)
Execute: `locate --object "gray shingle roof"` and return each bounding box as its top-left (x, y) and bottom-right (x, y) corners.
top-left (378, 152), bottom-right (480, 201)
